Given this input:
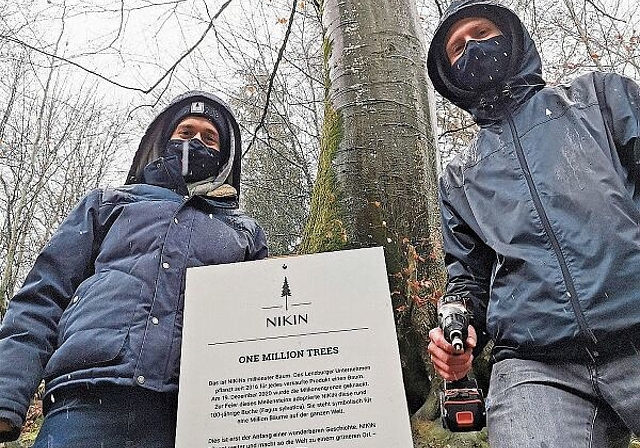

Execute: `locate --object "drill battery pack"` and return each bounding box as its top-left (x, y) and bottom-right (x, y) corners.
top-left (439, 377), bottom-right (487, 432)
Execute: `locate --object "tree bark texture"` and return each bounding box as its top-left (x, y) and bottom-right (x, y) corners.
top-left (302, 0), bottom-right (445, 416)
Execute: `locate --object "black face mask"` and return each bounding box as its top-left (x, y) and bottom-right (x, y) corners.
top-left (163, 138), bottom-right (221, 183)
top-left (450, 35), bottom-right (511, 91)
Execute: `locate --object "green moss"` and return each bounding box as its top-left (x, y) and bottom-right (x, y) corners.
top-left (18, 415), bottom-right (42, 447)
top-left (299, 36), bottom-right (348, 255)
top-left (411, 419), bottom-right (490, 448)
top-left (299, 100), bottom-right (346, 254)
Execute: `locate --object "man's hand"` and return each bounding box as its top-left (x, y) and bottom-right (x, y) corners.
top-left (0, 419), bottom-right (15, 434)
top-left (428, 324), bottom-right (477, 381)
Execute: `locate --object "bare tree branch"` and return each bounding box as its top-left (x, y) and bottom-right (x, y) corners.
top-left (585, 0), bottom-right (625, 22)
top-left (0, 0), bottom-right (233, 94)
top-left (242, 0), bottom-right (299, 159)
top-left (438, 122), bottom-right (476, 139)
top-left (106, 0), bottom-right (126, 48)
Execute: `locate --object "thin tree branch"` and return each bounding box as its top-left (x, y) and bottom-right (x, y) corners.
top-left (585, 0), bottom-right (625, 23)
top-left (106, 0), bottom-right (126, 48)
top-left (0, 0), bottom-right (233, 94)
top-left (242, 0), bottom-right (298, 159)
top-left (438, 122), bottom-right (476, 139)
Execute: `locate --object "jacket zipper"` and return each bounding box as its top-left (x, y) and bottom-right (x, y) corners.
top-left (504, 111), bottom-right (597, 344)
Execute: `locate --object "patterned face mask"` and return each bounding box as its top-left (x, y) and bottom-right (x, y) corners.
top-left (163, 138), bottom-right (221, 183)
top-left (450, 35), bottom-right (511, 91)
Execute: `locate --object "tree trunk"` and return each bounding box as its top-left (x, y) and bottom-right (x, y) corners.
top-left (301, 0), bottom-right (444, 418)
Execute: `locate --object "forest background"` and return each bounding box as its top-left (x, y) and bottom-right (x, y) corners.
top-left (1, 0), bottom-right (639, 446)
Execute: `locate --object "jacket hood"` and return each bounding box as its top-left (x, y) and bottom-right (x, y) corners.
top-left (125, 91), bottom-right (243, 198)
top-left (427, 0), bottom-right (545, 122)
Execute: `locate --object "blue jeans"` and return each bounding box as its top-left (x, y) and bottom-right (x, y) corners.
top-left (32, 386), bottom-right (178, 448)
top-left (487, 353), bottom-right (640, 447)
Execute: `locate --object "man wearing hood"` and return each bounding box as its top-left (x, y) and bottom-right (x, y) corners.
top-left (426, 0), bottom-right (640, 445)
top-left (0, 91), bottom-right (268, 446)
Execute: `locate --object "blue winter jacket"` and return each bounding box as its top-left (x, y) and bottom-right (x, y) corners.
top-left (0, 92), bottom-right (268, 439)
top-left (427, 1), bottom-right (640, 362)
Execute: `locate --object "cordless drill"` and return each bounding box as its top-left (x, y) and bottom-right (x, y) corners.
top-left (437, 294), bottom-right (486, 432)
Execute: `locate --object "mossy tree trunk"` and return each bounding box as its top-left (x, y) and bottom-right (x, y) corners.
top-left (300, 0), bottom-right (444, 419)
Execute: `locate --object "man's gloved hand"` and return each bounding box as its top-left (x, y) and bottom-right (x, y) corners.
top-left (428, 324), bottom-right (477, 381)
top-left (0, 418), bottom-right (19, 442)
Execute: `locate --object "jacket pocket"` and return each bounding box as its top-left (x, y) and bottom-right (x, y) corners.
top-left (57, 270), bottom-right (145, 345)
top-left (44, 328), bottom-right (128, 379)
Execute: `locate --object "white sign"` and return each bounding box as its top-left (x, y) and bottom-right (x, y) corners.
top-left (175, 247), bottom-right (413, 448)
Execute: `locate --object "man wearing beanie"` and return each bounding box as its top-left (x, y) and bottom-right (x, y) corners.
top-left (0, 91), bottom-right (268, 447)
top-left (426, 0), bottom-right (640, 446)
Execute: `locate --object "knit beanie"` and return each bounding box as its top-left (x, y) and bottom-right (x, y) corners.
top-left (164, 99), bottom-right (231, 162)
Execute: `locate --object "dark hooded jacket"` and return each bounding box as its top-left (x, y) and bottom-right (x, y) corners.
top-left (0, 92), bottom-right (268, 441)
top-left (428, 0), bottom-right (640, 362)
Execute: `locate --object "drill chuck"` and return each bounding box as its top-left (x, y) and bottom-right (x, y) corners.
top-left (438, 299), bottom-right (469, 353)
top-left (448, 330), bottom-right (465, 353)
